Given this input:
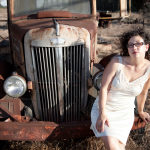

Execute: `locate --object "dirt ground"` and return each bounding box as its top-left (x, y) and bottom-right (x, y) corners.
top-left (1, 6), bottom-right (150, 150)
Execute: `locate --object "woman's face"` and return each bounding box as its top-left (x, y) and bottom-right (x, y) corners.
top-left (127, 36), bottom-right (149, 58)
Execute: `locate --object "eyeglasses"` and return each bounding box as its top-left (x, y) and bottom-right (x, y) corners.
top-left (127, 42), bottom-right (146, 48)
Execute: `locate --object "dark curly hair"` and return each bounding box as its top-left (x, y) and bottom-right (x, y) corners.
top-left (120, 28), bottom-right (150, 60)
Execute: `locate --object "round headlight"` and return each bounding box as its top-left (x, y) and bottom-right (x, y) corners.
top-left (3, 76), bottom-right (27, 97)
top-left (93, 71), bottom-right (103, 91)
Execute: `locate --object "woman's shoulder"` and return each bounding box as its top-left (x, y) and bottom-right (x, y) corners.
top-left (120, 56), bottom-right (130, 64)
top-left (106, 56), bottom-right (120, 70)
top-left (144, 59), bottom-right (150, 70)
top-left (102, 56), bottom-right (120, 79)
top-left (111, 56), bottom-right (129, 65)
top-left (110, 56), bottom-right (121, 63)
top-left (144, 59), bottom-right (150, 79)
top-left (145, 59), bottom-right (150, 66)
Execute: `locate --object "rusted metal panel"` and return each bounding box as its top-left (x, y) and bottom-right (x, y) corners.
top-left (131, 115), bottom-right (146, 130)
top-left (27, 81), bottom-right (33, 90)
top-left (30, 90), bottom-right (40, 119)
top-left (7, 0), bottom-right (14, 66)
top-left (12, 37), bottom-right (24, 64)
top-left (11, 18), bottom-right (97, 42)
top-left (92, 0), bottom-right (96, 19)
top-left (12, 37), bottom-right (26, 77)
top-left (0, 121), bottom-right (94, 141)
top-left (90, 38), bottom-right (94, 75)
top-left (10, 13), bottom-right (97, 22)
top-left (0, 99), bottom-right (23, 117)
top-left (37, 11), bottom-right (72, 19)
top-left (0, 115), bottom-right (145, 141)
top-left (0, 99), bottom-right (21, 115)
top-left (99, 53), bottom-right (120, 68)
top-left (0, 104), bottom-right (21, 122)
top-left (91, 36), bottom-right (96, 61)
top-left (0, 98), bottom-right (31, 122)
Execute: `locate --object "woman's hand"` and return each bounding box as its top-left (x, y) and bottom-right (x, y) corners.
top-left (139, 111), bottom-right (150, 124)
top-left (96, 113), bottom-right (109, 133)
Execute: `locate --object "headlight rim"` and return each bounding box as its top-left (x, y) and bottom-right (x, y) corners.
top-left (93, 71), bottom-right (103, 91)
top-left (3, 75), bottom-right (27, 98)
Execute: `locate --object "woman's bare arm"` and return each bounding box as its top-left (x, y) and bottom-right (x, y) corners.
top-left (137, 78), bottom-right (150, 123)
top-left (96, 57), bottom-right (119, 132)
top-left (99, 58), bottom-right (119, 113)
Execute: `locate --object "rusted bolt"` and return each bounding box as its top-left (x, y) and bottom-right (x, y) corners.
top-left (61, 126), bottom-right (64, 130)
top-left (28, 81), bottom-right (33, 90)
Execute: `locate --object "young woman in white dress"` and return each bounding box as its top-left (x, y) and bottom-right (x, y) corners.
top-left (90, 28), bottom-right (150, 150)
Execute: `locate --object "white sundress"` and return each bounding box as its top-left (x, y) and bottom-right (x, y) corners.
top-left (90, 56), bottom-right (150, 145)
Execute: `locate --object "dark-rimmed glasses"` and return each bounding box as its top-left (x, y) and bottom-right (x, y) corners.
top-left (127, 42), bottom-right (146, 48)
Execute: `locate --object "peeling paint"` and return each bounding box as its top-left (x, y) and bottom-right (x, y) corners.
top-left (45, 126), bottom-right (56, 130)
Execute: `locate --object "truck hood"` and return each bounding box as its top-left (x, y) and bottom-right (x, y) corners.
top-left (11, 18), bottom-right (97, 42)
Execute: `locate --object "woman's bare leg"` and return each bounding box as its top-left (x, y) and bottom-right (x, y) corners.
top-left (118, 141), bottom-right (125, 150)
top-left (101, 136), bottom-right (125, 150)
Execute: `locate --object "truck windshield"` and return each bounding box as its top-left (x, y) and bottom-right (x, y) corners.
top-left (13, 0), bottom-right (92, 16)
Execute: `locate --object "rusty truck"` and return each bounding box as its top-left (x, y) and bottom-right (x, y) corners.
top-left (0, 0), bottom-right (145, 141)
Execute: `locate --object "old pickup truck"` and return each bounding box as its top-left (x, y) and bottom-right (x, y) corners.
top-left (0, 0), bottom-right (145, 141)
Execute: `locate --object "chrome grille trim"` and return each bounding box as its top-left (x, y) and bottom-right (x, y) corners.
top-left (32, 44), bottom-right (86, 122)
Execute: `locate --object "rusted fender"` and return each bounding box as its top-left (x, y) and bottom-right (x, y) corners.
top-left (0, 120), bottom-right (94, 141)
top-left (131, 115), bottom-right (146, 130)
top-left (0, 115), bottom-right (145, 141)
top-left (99, 53), bottom-right (120, 68)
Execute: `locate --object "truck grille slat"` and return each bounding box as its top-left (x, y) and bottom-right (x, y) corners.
top-left (32, 44), bottom-right (85, 122)
top-left (49, 48), bottom-right (59, 122)
top-left (45, 48), bottom-right (53, 121)
top-left (42, 47), bottom-right (51, 121)
top-left (35, 48), bottom-right (46, 120)
top-left (67, 47), bottom-right (70, 121)
top-left (78, 45), bottom-right (82, 120)
top-left (47, 48), bottom-right (55, 122)
top-left (31, 47), bottom-right (43, 120)
top-left (76, 46), bottom-right (78, 121)
top-left (41, 47), bottom-right (50, 121)
top-left (70, 46), bottom-right (73, 121)
top-left (81, 46), bottom-right (85, 113)
top-left (73, 46), bottom-right (75, 121)
top-left (63, 47), bottom-right (66, 121)
top-left (39, 47), bottom-right (49, 121)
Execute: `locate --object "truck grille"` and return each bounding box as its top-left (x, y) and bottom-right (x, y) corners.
top-left (32, 45), bottom-right (85, 122)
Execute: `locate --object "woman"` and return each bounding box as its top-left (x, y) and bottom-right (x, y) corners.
top-left (90, 28), bottom-right (150, 150)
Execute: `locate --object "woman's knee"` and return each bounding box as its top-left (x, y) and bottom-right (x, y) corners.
top-left (101, 136), bottom-right (120, 150)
